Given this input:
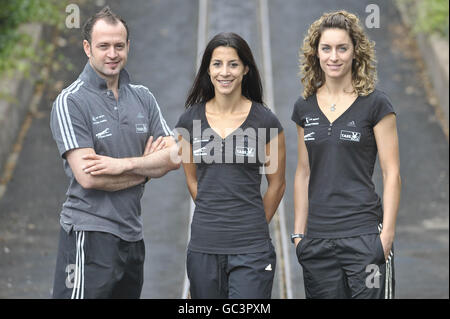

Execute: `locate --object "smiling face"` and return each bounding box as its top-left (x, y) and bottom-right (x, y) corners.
top-left (208, 46), bottom-right (249, 97)
top-left (317, 28), bottom-right (355, 81)
top-left (83, 19), bottom-right (129, 80)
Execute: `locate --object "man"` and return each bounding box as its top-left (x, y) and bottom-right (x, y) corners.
top-left (50, 6), bottom-right (180, 299)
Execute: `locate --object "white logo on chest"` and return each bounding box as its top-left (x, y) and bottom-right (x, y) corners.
top-left (340, 130), bottom-right (361, 142)
top-left (92, 114), bottom-right (107, 125)
top-left (305, 117), bottom-right (319, 127)
top-left (136, 124), bottom-right (148, 134)
top-left (304, 132), bottom-right (316, 141)
top-left (96, 128), bottom-right (112, 139)
top-left (235, 146), bottom-right (255, 157)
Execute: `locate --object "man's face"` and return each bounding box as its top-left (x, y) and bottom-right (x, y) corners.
top-left (83, 19), bottom-right (129, 80)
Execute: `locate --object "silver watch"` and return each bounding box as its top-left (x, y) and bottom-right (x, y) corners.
top-left (291, 233), bottom-right (304, 243)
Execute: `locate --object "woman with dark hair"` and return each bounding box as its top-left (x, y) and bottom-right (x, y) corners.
top-left (176, 32), bottom-right (286, 299)
top-left (292, 11), bottom-right (401, 299)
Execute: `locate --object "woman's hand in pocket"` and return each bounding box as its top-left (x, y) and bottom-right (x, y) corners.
top-left (380, 231), bottom-right (394, 261)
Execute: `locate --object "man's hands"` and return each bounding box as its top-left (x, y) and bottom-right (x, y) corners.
top-left (82, 136), bottom-right (167, 176)
top-left (82, 154), bottom-right (129, 175)
top-left (143, 136), bottom-right (166, 156)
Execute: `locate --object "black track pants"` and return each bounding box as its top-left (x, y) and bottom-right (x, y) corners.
top-left (52, 228), bottom-right (145, 299)
top-left (296, 233), bottom-right (394, 299)
top-left (187, 245), bottom-right (276, 299)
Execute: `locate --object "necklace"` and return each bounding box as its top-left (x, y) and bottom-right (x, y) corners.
top-left (330, 103), bottom-right (336, 112)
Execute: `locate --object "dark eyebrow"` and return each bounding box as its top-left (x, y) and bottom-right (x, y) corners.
top-left (211, 59), bottom-right (239, 63)
top-left (97, 41), bottom-right (126, 46)
top-left (319, 43), bottom-right (350, 47)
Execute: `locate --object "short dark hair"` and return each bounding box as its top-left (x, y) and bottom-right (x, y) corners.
top-left (185, 32), bottom-right (264, 108)
top-left (82, 6), bottom-right (129, 43)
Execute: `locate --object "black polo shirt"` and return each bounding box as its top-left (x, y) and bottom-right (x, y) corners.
top-left (291, 89), bottom-right (395, 238)
top-left (175, 102), bottom-right (283, 254)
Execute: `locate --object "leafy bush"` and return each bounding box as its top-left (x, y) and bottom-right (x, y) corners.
top-left (0, 0), bottom-right (64, 75)
top-left (416, 0), bottom-right (449, 38)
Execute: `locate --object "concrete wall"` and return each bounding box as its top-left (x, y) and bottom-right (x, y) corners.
top-left (0, 24), bottom-right (43, 175)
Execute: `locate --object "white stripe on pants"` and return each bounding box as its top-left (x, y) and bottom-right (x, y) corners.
top-left (71, 231), bottom-right (85, 299)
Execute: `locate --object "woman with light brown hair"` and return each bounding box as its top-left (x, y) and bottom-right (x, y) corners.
top-left (291, 10), bottom-right (401, 299)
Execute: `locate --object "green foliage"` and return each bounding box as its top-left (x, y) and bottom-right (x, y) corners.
top-left (0, 0), bottom-right (64, 76)
top-left (416, 0), bottom-right (449, 38)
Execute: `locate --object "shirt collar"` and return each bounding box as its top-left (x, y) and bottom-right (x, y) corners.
top-left (80, 62), bottom-right (131, 91)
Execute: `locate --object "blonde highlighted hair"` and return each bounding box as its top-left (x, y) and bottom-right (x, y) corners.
top-left (299, 10), bottom-right (377, 99)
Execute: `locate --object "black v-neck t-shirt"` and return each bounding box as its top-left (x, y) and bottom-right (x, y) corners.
top-left (176, 102), bottom-right (283, 254)
top-left (291, 89), bottom-right (395, 238)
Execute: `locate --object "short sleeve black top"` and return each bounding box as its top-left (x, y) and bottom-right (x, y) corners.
top-left (291, 89), bottom-right (395, 238)
top-left (176, 101), bottom-right (283, 254)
